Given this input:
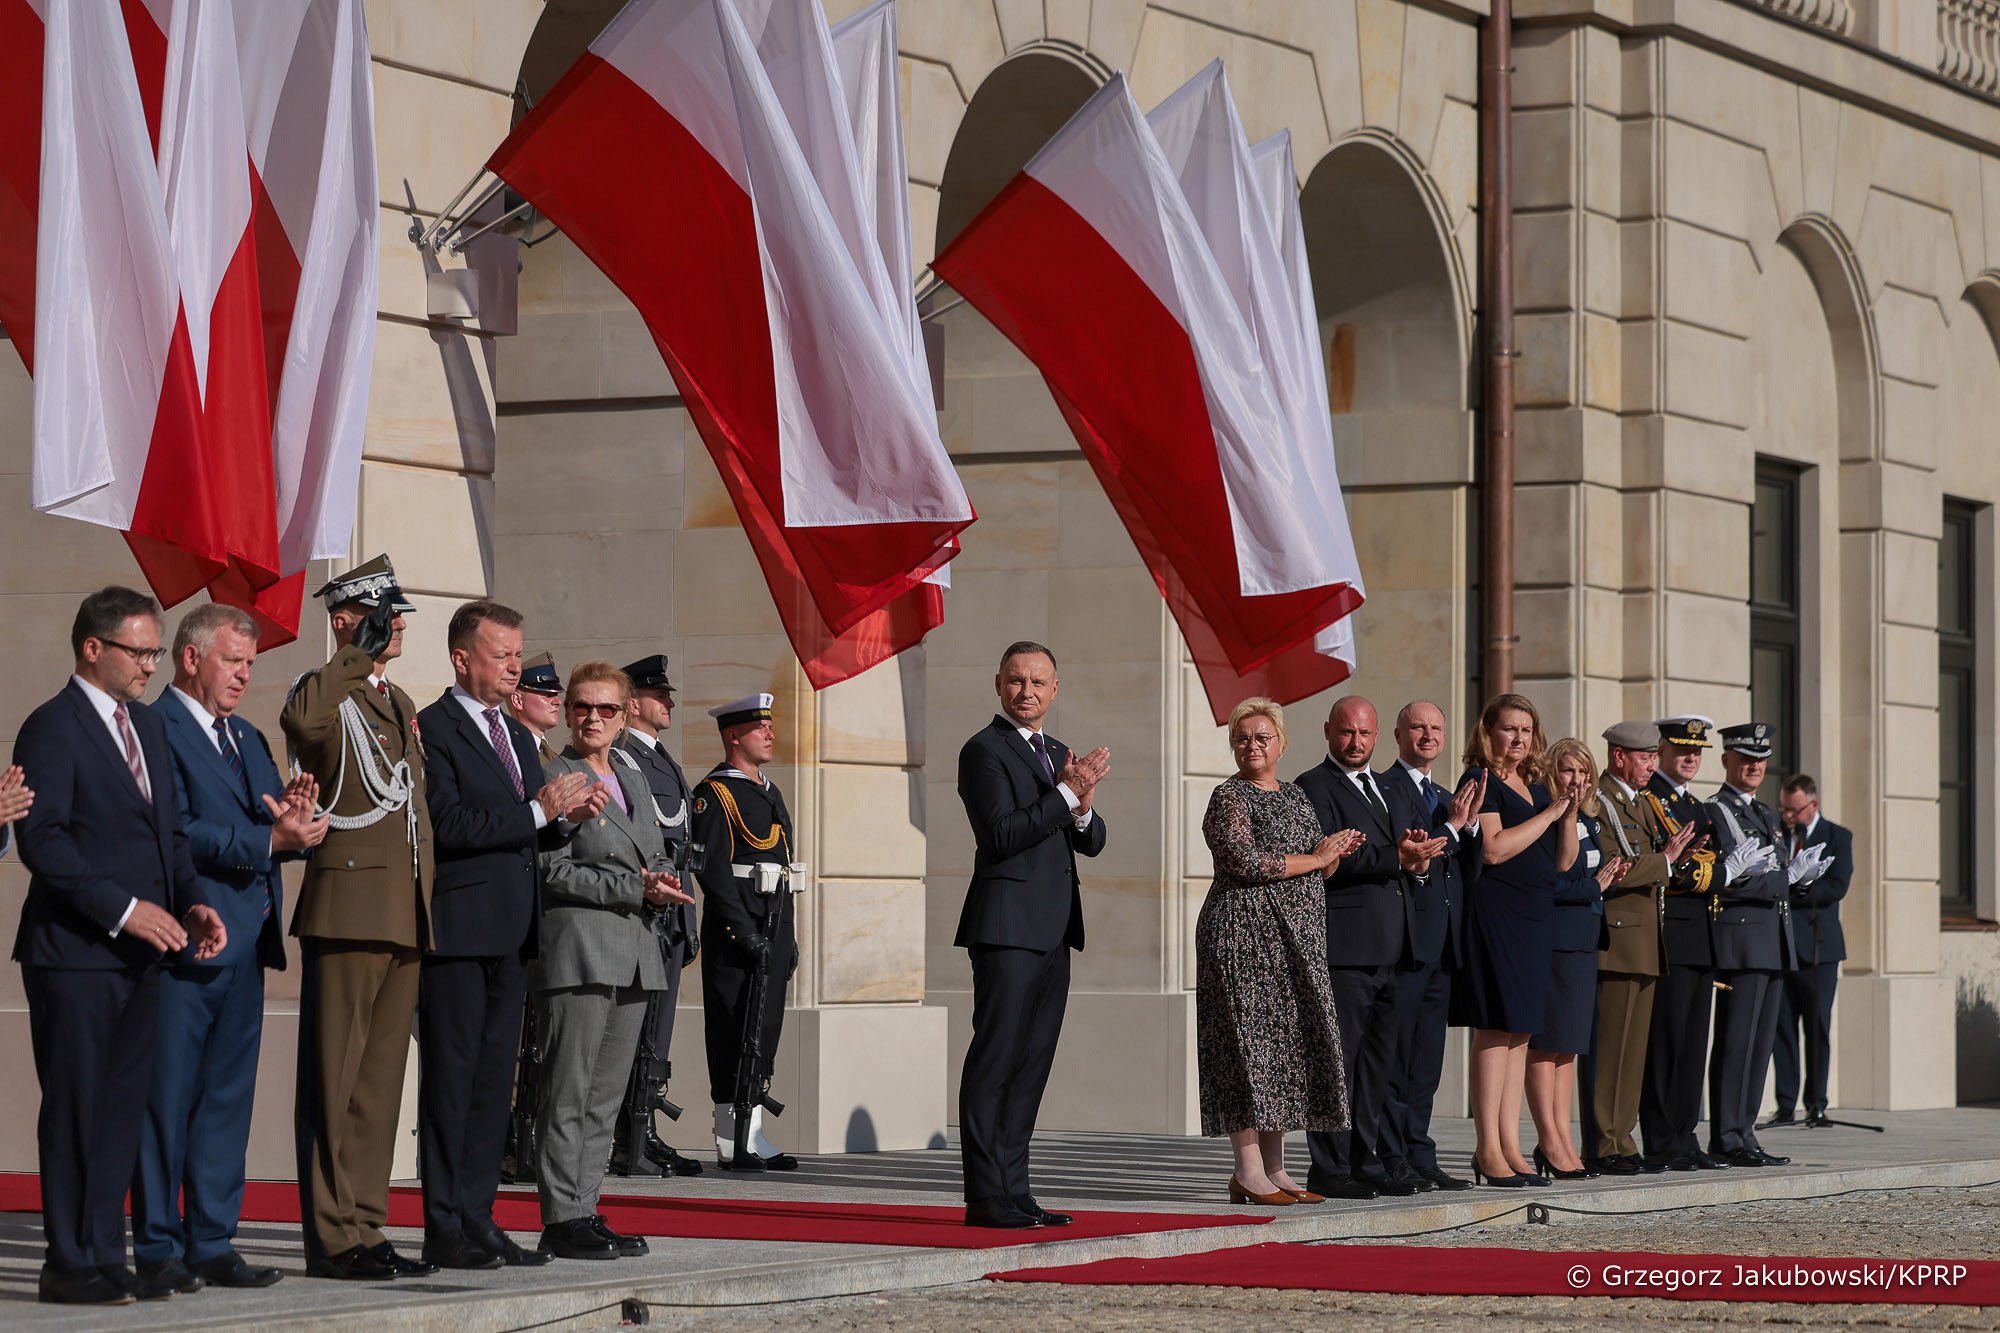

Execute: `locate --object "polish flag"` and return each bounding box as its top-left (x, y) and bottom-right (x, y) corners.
top-left (489, 0), bottom-right (972, 688)
top-left (933, 75), bottom-right (1364, 723)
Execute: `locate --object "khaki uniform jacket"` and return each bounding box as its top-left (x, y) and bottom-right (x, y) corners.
top-left (1594, 774), bottom-right (1669, 976)
top-left (281, 644), bottom-right (434, 948)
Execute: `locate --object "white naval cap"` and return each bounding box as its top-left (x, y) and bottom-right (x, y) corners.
top-left (709, 692), bottom-right (774, 730)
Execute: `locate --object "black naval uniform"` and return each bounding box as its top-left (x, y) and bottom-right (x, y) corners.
top-left (1704, 783), bottom-right (1798, 1162)
top-left (1639, 770), bottom-right (1718, 1165)
top-left (690, 766), bottom-right (797, 1109)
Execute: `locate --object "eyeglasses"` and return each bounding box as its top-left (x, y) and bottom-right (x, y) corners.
top-left (569, 701), bottom-right (624, 719)
top-left (97, 637), bottom-right (165, 669)
top-left (1231, 733), bottom-right (1279, 750)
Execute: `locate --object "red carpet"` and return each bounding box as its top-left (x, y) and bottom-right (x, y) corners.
top-left (0, 1174), bottom-right (1263, 1250)
top-left (992, 1242), bottom-right (2000, 1304)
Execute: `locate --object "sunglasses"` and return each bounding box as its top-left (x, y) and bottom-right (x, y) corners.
top-left (568, 701), bottom-right (624, 719)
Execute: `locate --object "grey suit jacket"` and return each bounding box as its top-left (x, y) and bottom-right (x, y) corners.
top-left (533, 750), bottom-right (672, 994)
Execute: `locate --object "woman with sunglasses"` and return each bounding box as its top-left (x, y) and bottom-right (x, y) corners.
top-left (532, 662), bottom-right (694, 1260)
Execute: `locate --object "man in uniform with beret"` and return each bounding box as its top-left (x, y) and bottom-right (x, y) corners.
top-left (508, 653), bottom-right (564, 765)
top-left (1640, 715), bottom-right (1731, 1170)
top-left (281, 556), bottom-right (436, 1281)
top-left (608, 654), bottom-right (702, 1178)
top-left (690, 693), bottom-right (800, 1171)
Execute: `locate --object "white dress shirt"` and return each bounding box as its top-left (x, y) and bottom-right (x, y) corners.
top-left (452, 685), bottom-right (549, 829)
top-left (1016, 724), bottom-right (1093, 831)
top-left (71, 674), bottom-right (145, 936)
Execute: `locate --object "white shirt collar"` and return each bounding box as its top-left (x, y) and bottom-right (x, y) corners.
top-left (72, 673), bottom-right (132, 724)
top-left (1796, 814), bottom-right (1819, 839)
top-left (625, 727), bottom-right (660, 752)
top-left (1607, 773), bottom-right (1638, 802)
top-left (1724, 782), bottom-right (1758, 801)
top-left (1395, 758), bottom-right (1431, 788)
top-left (169, 684), bottom-right (224, 741)
top-left (1014, 723), bottom-right (1044, 743)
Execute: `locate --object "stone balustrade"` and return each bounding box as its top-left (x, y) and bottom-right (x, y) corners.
top-left (1941, 0), bottom-right (2000, 95)
top-left (1744, 0), bottom-right (1853, 35)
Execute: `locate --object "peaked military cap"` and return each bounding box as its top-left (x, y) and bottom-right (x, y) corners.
top-left (314, 554), bottom-right (415, 614)
top-left (623, 653), bottom-right (677, 695)
top-left (1719, 722), bottom-right (1774, 759)
top-left (1654, 714), bottom-right (1716, 748)
top-left (710, 692), bottom-right (774, 731)
top-left (518, 651), bottom-right (561, 696)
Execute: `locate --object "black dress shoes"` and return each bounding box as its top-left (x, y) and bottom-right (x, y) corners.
top-left (646, 1142), bottom-right (705, 1176)
top-left (1309, 1176), bottom-right (1383, 1200)
top-left (1690, 1149), bottom-right (1731, 1169)
top-left (38, 1265), bottom-right (135, 1305)
top-left (540, 1219), bottom-right (618, 1260)
top-left (1753, 1148), bottom-right (1791, 1166)
top-left (486, 1233), bottom-right (556, 1267)
top-left (1589, 1155), bottom-right (1640, 1176)
top-left (425, 1233), bottom-right (502, 1270)
top-left (1014, 1196), bottom-right (1073, 1226)
top-left (1803, 1113), bottom-right (1834, 1129)
top-left (1356, 1170), bottom-right (1422, 1197)
top-left (191, 1252), bottom-right (284, 1288)
top-left (1385, 1161), bottom-right (1437, 1193)
top-left (100, 1263), bottom-right (179, 1300)
top-left (369, 1242), bottom-right (438, 1277)
top-left (1633, 1154), bottom-right (1666, 1174)
top-left (589, 1215), bottom-right (649, 1256)
top-left (1716, 1148), bottom-right (1766, 1167)
top-left (306, 1245), bottom-right (398, 1280)
top-left (135, 1257), bottom-right (205, 1294)
top-left (1661, 1153), bottom-right (1700, 1171)
top-left (1764, 1110), bottom-right (1797, 1126)
top-left (1418, 1165), bottom-right (1473, 1191)
top-left (964, 1197), bottom-right (1040, 1229)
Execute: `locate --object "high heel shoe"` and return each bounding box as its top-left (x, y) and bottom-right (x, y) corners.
top-left (1469, 1159), bottom-right (1528, 1188)
top-left (1532, 1146), bottom-right (1599, 1181)
top-left (1228, 1177), bottom-right (1297, 1206)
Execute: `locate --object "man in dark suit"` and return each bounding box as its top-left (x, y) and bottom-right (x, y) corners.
top-left (1703, 723), bottom-right (1798, 1167)
top-left (15, 587), bottom-right (226, 1306)
top-left (1296, 696), bottom-right (1445, 1200)
top-left (1378, 701), bottom-right (1483, 1192)
top-left (609, 653), bottom-right (702, 1178)
top-left (1771, 773), bottom-right (1851, 1126)
top-left (132, 605), bottom-right (326, 1294)
top-left (415, 601), bottom-right (596, 1270)
top-left (955, 642), bottom-right (1108, 1229)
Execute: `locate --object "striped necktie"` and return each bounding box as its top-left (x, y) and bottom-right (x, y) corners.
top-left (214, 717), bottom-right (250, 798)
top-left (484, 708), bottom-right (525, 800)
top-left (114, 703), bottom-right (151, 804)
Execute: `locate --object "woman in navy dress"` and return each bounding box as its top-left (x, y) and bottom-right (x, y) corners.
top-left (1528, 738), bottom-right (1630, 1180)
top-left (1457, 693), bottom-right (1578, 1187)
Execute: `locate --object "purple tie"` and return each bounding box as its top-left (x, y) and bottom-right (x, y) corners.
top-left (483, 707), bottom-right (525, 801)
top-left (1030, 733), bottom-right (1057, 785)
top-left (114, 703), bottom-right (151, 804)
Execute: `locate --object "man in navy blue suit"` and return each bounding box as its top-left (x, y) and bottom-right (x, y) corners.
top-left (131, 604), bottom-right (329, 1294)
top-left (1771, 773), bottom-right (1852, 1126)
top-left (15, 587), bottom-right (227, 1306)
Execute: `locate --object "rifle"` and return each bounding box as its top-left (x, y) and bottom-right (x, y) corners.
top-left (499, 998), bottom-right (540, 1184)
top-left (610, 841), bottom-right (697, 1176)
top-left (731, 862), bottom-right (790, 1169)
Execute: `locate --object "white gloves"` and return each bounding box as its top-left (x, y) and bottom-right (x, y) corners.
top-left (1787, 844), bottom-right (1830, 888)
top-left (1723, 840), bottom-right (1778, 886)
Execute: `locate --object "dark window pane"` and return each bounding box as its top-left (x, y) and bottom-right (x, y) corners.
top-left (1751, 480), bottom-right (1788, 609)
top-left (1940, 668), bottom-right (1968, 785)
top-left (1940, 509), bottom-right (1973, 640)
top-left (1940, 785), bottom-right (1965, 908)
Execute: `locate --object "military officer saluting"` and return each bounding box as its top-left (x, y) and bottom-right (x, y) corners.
top-left (690, 693), bottom-right (801, 1173)
top-left (281, 556), bottom-right (438, 1281)
top-left (1703, 722), bottom-right (1798, 1168)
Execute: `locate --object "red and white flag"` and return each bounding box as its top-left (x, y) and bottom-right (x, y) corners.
top-left (489, 0), bottom-right (971, 688)
top-left (933, 74), bottom-right (1364, 723)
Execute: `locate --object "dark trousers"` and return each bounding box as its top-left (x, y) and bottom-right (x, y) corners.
top-left (1382, 956), bottom-right (1450, 1170)
top-left (1707, 969), bottom-right (1782, 1153)
top-left (1308, 962), bottom-right (1401, 1185)
top-left (1640, 962), bottom-right (1715, 1157)
top-left (417, 952), bottom-right (529, 1245)
top-left (958, 944), bottom-right (1069, 1203)
top-left (702, 937), bottom-right (793, 1106)
top-left (24, 965), bottom-right (158, 1272)
top-left (133, 960), bottom-right (264, 1265)
top-left (1773, 960), bottom-right (1838, 1115)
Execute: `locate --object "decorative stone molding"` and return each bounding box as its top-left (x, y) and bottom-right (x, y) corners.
top-left (1941, 0), bottom-right (2000, 95)
top-left (1743, 0), bottom-right (1853, 35)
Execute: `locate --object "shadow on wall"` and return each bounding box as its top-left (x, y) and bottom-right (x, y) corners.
top-left (1958, 976), bottom-right (2000, 1104)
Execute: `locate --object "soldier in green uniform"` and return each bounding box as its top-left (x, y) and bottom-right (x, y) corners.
top-left (281, 556), bottom-right (437, 1281)
top-left (689, 693), bottom-right (801, 1172)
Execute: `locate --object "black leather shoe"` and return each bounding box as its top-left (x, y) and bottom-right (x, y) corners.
top-left (1386, 1160), bottom-right (1437, 1192)
top-left (1418, 1165), bottom-right (1473, 1191)
top-left (486, 1233), bottom-right (555, 1267)
top-left (1764, 1110), bottom-right (1796, 1126)
top-left (39, 1266), bottom-right (135, 1305)
top-left (1630, 1154), bottom-right (1666, 1174)
top-left (1014, 1195), bottom-right (1073, 1226)
top-left (589, 1215), bottom-right (648, 1256)
top-left (1716, 1148), bottom-right (1766, 1168)
top-left (964, 1197), bottom-right (1040, 1229)
top-left (645, 1139), bottom-right (705, 1177)
top-left (190, 1252), bottom-right (283, 1288)
top-left (1803, 1113), bottom-right (1834, 1129)
top-left (369, 1243), bottom-right (438, 1277)
top-left (717, 1148), bottom-right (767, 1172)
top-left (425, 1233), bottom-right (502, 1271)
top-left (306, 1245), bottom-right (397, 1280)
top-left (136, 1257), bottom-right (205, 1294)
top-left (1753, 1148), bottom-right (1791, 1166)
top-left (100, 1263), bottom-right (177, 1301)
top-left (1590, 1155), bottom-right (1640, 1176)
top-left (1356, 1170), bottom-right (1422, 1197)
top-left (1690, 1149), bottom-right (1732, 1169)
top-left (539, 1219), bottom-right (618, 1260)
top-left (1661, 1153), bottom-right (1700, 1171)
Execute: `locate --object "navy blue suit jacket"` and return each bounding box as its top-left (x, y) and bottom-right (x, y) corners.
top-left (955, 715), bottom-right (1108, 953)
top-left (418, 692), bottom-right (555, 959)
top-left (1297, 756), bottom-right (1430, 968)
top-left (157, 694), bottom-right (296, 971)
top-left (1787, 816), bottom-right (1851, 964)
top-left (1551, 812), bottom-right (1610, 954)
top-left (13, 682), bottom-right (207, 969)
top-left (1383, 762), bottom-right (1481, 968)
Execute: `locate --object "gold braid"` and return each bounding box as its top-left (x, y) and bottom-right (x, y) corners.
top-left (705, 778), bottom-right (789, 859)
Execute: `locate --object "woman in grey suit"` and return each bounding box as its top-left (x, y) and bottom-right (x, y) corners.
top-left (534, 662), bottom-right (693, 1260)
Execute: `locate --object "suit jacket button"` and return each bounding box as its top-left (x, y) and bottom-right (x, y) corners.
top-left (345, 858), bottom-right (356, 868)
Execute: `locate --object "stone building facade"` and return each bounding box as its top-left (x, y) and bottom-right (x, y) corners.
top-left (0, 0), bottom-right (1995, 1170)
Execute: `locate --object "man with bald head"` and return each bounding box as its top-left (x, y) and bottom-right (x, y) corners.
top-left (1297, 697), bottom-right (1448, 1200)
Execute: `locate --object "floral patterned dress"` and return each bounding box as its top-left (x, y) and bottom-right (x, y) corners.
top-left (1195, 777), bottom-right (1350, 1138)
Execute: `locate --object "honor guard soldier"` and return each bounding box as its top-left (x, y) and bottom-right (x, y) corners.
top-left (509, 654), bottom-right (564, 765)
top-left (281, 556), bottom-right (437, 1281)
top-left (500, 653), bottom-right (563, 1185)
top-left (1640, 714), bottom-right (1729, 1170)
top-left (690, 693), bottom-right (802, 1172)
top-left (1703, 723), bottom-right (1799, 1168)
top-left (608, 654), bottom-right (703, 1178)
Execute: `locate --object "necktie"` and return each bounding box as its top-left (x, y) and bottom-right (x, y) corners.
top-left (114, 703), bottom-right (151, 804)
top-left (213, 717), bottom-right (249, 796)
top-left (1358, 771), bottom-right (1390, 824)
top-left (1029, 733), bottom-right (1057, 785)
top-left (376, 679), bottom-right (390, 699)
top-left (484, 708), bottom-right (526, 800)
top-left (1425, 777), bottom-right (1447, 822)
